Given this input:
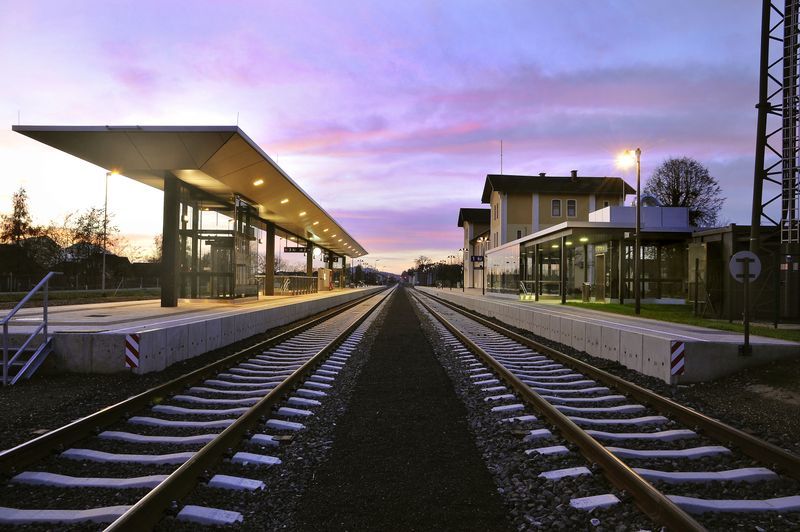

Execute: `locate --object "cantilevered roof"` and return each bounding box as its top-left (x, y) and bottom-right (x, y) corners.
top-left (457, 208), bottom-right (490, 227)
top-left (12, 125), bottom-right (366, 258)
top-left (481, 174), bottom-right (635, 203)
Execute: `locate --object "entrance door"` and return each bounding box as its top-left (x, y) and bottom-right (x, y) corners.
top-left (594, 253), bottom-right (606, 301)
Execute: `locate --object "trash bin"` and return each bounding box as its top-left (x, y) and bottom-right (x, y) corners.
top-left (582, 282), bottom-right (592, 302)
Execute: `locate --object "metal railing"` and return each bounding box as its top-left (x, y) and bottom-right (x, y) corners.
top-left (2, 271), bottom-right (61, 386)
top-left (274, 275), bottom-right (318, 296)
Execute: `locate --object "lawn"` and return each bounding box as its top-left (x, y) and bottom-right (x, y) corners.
top-left (0, 288), bottom-right (161, 310)
top-left (565, 301), bottom-right (800, 343)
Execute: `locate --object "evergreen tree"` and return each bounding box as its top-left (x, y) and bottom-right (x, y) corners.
top-left (1, 187), bottom-right (35, 244)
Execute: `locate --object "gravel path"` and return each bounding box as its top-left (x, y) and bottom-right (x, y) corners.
top-left (294, 286), bottom-right (511, 531)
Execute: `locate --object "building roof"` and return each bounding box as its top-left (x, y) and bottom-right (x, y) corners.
top-left (457, 207), bottom-right (490, 227)
top-left (12, 125), bottom-right (366, 258)
top-left (481, 174), bottom-right (635, 203)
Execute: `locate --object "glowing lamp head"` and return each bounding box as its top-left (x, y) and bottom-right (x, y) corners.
top-left (616, 150), bottom-right (637, 169)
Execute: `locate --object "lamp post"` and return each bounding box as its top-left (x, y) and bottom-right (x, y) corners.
top-left (101, 170), bottom-right (117, 291)
top-left (478, 236), bottom-right (488, 295)
top-left (459, 247), bottom-right (468, 292)
top-left (634, 148), bottom-right (642, 315)
top-left (617, 148), bottom-right (642, 314)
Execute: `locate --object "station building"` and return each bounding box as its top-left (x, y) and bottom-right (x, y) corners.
top-left (458, 171), bottom-right (797, 320)
top-left (13, 125), bottom-right (367, 307)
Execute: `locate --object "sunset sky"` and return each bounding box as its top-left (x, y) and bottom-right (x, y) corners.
top-left (0, 1), bottom-right (761, 273)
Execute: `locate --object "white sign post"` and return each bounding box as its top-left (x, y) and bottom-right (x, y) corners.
top-left (729, 251), bottom-right (761, 356)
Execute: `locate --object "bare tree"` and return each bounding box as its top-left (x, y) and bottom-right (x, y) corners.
top-left (146, 235), bottom-right (162, 263)
top-left (1, 187), bottom-right (36, 243)
top-left (644, 157), bottom-right (724, 227)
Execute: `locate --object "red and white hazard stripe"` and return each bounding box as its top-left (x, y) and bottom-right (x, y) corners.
top-left (670, 340), bottom-right (685, 376)
top-left (125, 333), bottom-right (140, 369)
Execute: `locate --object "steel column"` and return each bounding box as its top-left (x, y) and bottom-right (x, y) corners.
top-left (160, 173), bottom-right (180, 307)
top-left (264, 223), bottom-right (275, 296)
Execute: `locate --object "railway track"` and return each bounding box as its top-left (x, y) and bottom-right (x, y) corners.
top-left (0, 286), bottom-right (394, 530)
top-left (410, 288), bottom-right (800, 531)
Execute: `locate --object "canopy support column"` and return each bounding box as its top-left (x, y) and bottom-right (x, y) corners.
top-left (264, 223), bottom-right (275, 296)
top-left (161, 173), bottom-right (180, 307)
top-left (560, 236), bottom-right (567, 304)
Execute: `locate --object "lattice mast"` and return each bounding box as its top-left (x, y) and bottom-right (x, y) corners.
top-left (751, 0), bottom-right (799, 245)
top-left (751, 0), bottom-right (800, 318)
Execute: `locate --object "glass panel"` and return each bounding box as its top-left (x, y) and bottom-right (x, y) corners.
top-left (486, 244), bottom-right (520, 294)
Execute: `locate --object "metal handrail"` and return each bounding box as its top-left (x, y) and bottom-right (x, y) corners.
top-left (2, 271), bottom-right (61, 386)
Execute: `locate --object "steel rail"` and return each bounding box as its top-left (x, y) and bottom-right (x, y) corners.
top-left (410, 290), bottom-right (705, 532)
top-left (0, 288), bottom-right (384, 474)
top-left (105, 287), bottom-right (392, 531)
top-left (421, 290), bottom-right (800, 481)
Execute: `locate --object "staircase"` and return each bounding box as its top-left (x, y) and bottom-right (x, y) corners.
top-left (2, 272), bottom-right (60, 385)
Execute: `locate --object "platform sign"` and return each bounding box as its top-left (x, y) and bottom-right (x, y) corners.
top-left (284, 246), bottom-right (309, 253)
top-left (728, 251), bottom-right (760, 357)
top-left (729, 251), bottom-right (761, 283)
top-left (125, 334), bottom-right (140, 369)
top-left (471, 255), bottom-right (484, 262)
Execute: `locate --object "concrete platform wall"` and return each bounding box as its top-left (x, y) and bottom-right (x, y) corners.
top-left (49, 288), bottom-right (382, 375)
top-left (416, 287), bottom-right (800, 383)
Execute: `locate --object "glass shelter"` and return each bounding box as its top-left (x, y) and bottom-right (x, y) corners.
top-left (12, 125), bottom-right (368, 307)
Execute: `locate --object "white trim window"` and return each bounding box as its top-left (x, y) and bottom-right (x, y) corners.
top-left (566, 199), bottom-right (577, 218)
top-left (551, 199), bottom-right (562, 217)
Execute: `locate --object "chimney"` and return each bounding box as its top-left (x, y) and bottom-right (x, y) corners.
top-left (538, 172), bottom-right (546, 177)
top-left (570, 170), bottom-right (578, 180)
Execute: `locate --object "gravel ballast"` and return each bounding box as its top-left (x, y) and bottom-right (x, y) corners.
top-left (293, 286), bottom-right (511, 531)
top-left (409, 291), bottom-right (655, 531)
top-left (420, 290), bottom-right (800, 531)
top-left (0, 306), bottom-right (355, 453)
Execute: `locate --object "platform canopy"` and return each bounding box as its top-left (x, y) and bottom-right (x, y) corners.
top-left (12, 125), bottom-right (367, 258)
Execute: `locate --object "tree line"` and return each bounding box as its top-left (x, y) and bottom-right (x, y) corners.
top-left (402, 255), bottom-right (462, 287)
top-left (0, 187), bottom-right (160, 291)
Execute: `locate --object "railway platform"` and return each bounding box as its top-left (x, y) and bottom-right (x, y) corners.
top-left (418, 287), bottom-right (800, 383)
top-left (5, 288), bottom-right (381, 375)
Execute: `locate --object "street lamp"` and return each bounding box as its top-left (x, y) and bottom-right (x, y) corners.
top-left (102, 170), bottom-right (119, 291)
top-left (458, 247), bottom-right (468, 292)
top-left (617, 148), bottom-right (642, 314)
top-left (477, 236), bottom-right (488, 295)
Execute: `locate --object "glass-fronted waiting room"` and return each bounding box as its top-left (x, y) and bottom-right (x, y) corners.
top-left (486, 229), bottom-right (689, 302)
